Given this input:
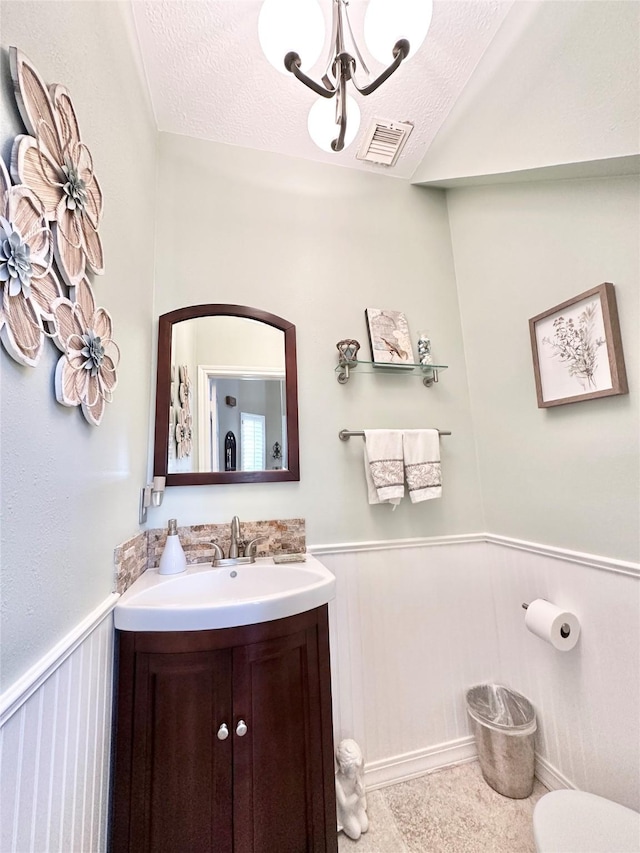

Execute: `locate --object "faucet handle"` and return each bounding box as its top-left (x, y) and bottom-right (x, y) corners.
top-left (205, 542), bottom-right (224, 563)
top-left (245, 537), bottom-right (266, 558)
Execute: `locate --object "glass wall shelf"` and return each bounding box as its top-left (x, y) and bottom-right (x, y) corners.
top-left (336, 359), bottom-right (448, 387)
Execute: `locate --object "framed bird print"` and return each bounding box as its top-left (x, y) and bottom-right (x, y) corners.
top-left (365, 308), bottom-right (415, 366)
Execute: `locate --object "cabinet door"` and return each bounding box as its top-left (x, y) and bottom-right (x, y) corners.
top-left (128, 649), bottom-right (233, 853)
top-left (232, 627), bottom-right (330, 853)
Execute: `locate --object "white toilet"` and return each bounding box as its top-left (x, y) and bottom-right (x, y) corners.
top-left (533, 790), bottom-right (640, 853)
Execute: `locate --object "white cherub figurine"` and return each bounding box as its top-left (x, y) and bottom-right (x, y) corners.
top-left (335, 739), bottom-right (369, 840)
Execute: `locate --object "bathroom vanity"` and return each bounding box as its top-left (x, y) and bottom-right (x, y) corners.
top-left (118, 296), bottom-right (338, 849)
top-left (111, 558), bottom-right (338, 853)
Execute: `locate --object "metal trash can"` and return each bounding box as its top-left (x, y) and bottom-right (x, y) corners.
top-left (466, 684), bottom-right (537, 799)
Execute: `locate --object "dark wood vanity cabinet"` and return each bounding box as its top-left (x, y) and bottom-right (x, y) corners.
top-left (111, 606), bottom-right (337, 853)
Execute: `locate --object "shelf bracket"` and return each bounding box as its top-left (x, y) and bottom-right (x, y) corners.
top-left (422, 368), bottom-right (439, 387)
top-left (337, 360), bottom-right (355, 384)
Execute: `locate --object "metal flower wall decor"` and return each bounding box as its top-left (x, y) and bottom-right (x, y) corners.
top-left (2, 46), bottom-right (118, 426)
top-left (0, 157), bottom-right (62, 366)
top-left (50, 278), bottom-right (119, 426)
top-left (10, 47), bottom-right (104, 289)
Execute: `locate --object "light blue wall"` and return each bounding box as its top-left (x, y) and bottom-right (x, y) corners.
top-left (0, 2), bottom-right (157, 689)
top-left (448, 175), bottom-right (639, 561)
top-left (151, 132), bottom-right (484, 546)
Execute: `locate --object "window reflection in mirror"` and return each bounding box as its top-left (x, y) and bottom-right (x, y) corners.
top-left (168, 316), bottom-right (287, 475)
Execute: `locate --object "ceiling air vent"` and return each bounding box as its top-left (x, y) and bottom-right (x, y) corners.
top-left (356, 119), bottom-right (414, 167)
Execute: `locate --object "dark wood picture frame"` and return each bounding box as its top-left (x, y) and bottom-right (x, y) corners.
top-left (154, 304), bottom-right (300, 485)
top-left (529, 283), bottom-right (628, 408)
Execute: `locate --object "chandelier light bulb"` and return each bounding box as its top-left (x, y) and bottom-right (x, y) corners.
top-left (307, 95), bottom-right (361, 153)
top-left (364, 0), bottom-right (433, 65)
top-left (258, 0), bottom-right (325, 74)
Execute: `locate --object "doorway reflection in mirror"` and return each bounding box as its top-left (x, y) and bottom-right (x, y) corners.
top-left (168, 316), bottom-right (287, 475)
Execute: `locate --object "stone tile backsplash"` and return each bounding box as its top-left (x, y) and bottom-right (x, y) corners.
top-left (113, 531), bottom-right (148, 595)
top-left (147, 518), bottom-right (306, 568)
top-left (114, 518), bottom-right (306, 595)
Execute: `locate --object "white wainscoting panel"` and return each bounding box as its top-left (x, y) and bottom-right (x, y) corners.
top-left (0, 600), bottom-right (116, 853)
top-left (488, 541), bottom-right (640, 811)
top-left (321, 542), bottom-right (500, 767)
top-left (319, 537), bottom-right (640, 810)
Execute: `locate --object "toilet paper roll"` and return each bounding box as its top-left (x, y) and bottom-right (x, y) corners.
top-left (524, 599), bottom-right (581, 651)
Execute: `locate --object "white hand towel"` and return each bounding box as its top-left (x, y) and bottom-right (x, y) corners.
top-left (363, 430), bottom-right (404, 507)
top-left (403, 429), bottom-right (442, 502)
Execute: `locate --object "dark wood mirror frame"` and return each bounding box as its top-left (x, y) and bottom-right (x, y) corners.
top-left (154, 304), bottom-right (300, 485)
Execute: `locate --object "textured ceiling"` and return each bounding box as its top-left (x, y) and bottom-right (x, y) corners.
top-left (132, 0), bottom-right (514, 179)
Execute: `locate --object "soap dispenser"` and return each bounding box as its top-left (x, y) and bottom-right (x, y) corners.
top-left (158, 519), bottom-right (187, 575)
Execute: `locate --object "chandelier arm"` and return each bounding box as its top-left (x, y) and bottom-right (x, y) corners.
top-left (284, 52), bottom-right (336, 98)
top-left (350, 39), bottom-right (410, 97)
top-left (331, 78), bottom-right (348, 152)
top-left (342, 1), bottom-right (370, 77)
top-left (321, 72), bottom-right (335, 90)
top-left (322, 51), bottom-right (354, 103)
top-left (332, 114), bottom-right (347, 152)
top-left (320, 0), bottom-right (342, 89)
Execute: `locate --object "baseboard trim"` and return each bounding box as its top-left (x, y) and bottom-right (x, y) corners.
top-left (361, 737), bottom-right (575, 795)
top-left (0, 592), bottom-right (119, 727)
top-left (363, 736), bottom-right (478, 791)
top-left (535, 753), bottom-right (576, 792)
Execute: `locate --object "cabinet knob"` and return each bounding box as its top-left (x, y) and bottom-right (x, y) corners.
top-left (217, 723), bottom-right (229, 741)
top-left (235, 719), bottom-right (248, 737)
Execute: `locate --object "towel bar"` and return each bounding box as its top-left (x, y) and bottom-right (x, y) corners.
top-left (339, 429), bottom-right (451, 441)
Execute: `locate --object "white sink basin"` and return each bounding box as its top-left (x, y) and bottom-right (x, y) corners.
top-left (114, 555), bottom-right (335, 632)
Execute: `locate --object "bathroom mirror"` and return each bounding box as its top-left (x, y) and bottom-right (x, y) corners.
top-left (154, 305), bottom-right (299, 485)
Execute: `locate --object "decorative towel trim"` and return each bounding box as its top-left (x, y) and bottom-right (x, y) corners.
top-left (406, 460), bottom-right (442, 502)
top-left (369, 459), bottom-right (404, 491)
top-left (406, 461), bottom-right (441, 491)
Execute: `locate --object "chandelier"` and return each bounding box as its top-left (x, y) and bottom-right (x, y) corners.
top-left (258, 0), bottom-right (432, 153)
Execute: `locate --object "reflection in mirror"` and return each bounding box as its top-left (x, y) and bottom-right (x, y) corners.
top-left (168, 317), bottom-right (287, 474)
top-left (154, 305), bottom-right (299, 485)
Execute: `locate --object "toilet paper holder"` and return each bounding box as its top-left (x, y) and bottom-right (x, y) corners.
top-left (522, 602), bottom-right (572, 639)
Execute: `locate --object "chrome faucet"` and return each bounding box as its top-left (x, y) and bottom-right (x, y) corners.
top-left (229, 516), bottom-right (241, 559)
top-left (205, 517), bottom-right (265, 567)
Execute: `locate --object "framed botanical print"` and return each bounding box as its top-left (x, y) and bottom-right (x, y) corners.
top-left (529, 283), bottom-right (628, 408)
